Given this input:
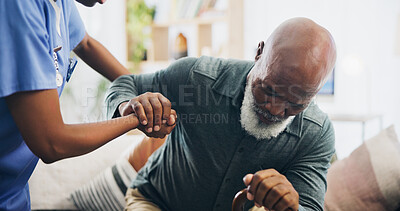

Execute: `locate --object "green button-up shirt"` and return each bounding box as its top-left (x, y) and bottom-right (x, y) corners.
top-left (106, 56), bottom-right (335, 211)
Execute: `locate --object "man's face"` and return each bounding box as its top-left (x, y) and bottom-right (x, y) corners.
top-left (75, 0), bottom-right (106, 7)
top-left (240, 56), bottom-right (317, 140)
top-left (248, 56), bottom-right (316, 125)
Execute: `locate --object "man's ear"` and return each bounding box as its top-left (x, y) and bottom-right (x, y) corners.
top-left (255, 41), bottom-right (265, 61)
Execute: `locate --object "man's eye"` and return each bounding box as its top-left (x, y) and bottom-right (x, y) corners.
top-left (265, 91), bottom-right (277, 97)
top-left (265, 92), bottom-right (273, 97)
top-left (290, 103), bottom-right (306, 109)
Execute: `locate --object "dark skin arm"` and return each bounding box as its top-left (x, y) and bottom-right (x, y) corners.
top-left (73, 33), bottom-right (176, 169)
top-left (119, 92), bottom-right (176, 171)
top-left (73, 33), bottom-right (130, 81)
top-left (5, 89), bottom-right (141, 164)
top-left (119, 92), bottom-right (176, 135)
top-left (5, 31), bottom-right (174, 164)
top-left (243, 169), bottom-right (299, 211)
top-left (128, 136), bottom-right (166, 172)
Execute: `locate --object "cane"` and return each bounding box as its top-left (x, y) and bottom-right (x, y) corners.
top-left (232, 188), bottom-right (248, 211)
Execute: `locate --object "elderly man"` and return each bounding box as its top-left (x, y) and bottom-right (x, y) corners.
top-left (106, 17), bottom-right (336, 211)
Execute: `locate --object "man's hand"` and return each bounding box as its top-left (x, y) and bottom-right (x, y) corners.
top-left (119, 92), bottom-right (176, 137)
top-left (243, 169), bottom-right (299, 211)
top-left (137, 109), bottom-right (176, 138)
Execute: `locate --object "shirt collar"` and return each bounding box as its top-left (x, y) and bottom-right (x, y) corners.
top-left (284, 111), bottom-right (303, 138)
top-left (211, 61), bottom-right (254, 108)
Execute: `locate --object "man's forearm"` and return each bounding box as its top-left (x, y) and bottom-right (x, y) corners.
top-left (105, 57), bottom-right (197, 120)
top-left (106, 74), bottom-right (139, 119)
top-left (74, 33), bottom-right (130, 81)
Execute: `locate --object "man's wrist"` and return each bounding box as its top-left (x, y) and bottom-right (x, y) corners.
top-left (118, 101), bottom-right (129, 117)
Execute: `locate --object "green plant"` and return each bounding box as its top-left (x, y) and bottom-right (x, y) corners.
top-left (126, 0), bottom-right (155, 73)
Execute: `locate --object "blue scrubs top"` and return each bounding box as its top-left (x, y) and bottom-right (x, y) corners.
top-left (0, 0), bottom-right (85, 210)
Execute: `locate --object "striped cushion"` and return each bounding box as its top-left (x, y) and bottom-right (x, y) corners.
top-left (324, 125), bottom-right (400, 211)
top-left (69, 158), bottom-right (137, 211)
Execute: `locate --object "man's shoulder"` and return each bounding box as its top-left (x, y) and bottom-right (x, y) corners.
top-left (302, 102), bottom-right (331, 128)
top-left (189, 56), bottom-right (254, 80)
top-left (168, 57), bottom-right (199, 69)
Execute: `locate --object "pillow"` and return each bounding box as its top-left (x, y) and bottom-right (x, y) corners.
top-left (29, 134), bottom-right (142, 210)
top-left (69, 157), bottom-right (137, 211)
top-left (324, 125), bottom-right (400, 211)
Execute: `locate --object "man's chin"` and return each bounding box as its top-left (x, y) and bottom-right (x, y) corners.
top-left (240, 80), bottom-right (293, 140)
top-left (256, 112), bottom-right (283, 125)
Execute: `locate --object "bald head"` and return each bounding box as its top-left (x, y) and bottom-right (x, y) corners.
top-left (253, 18), bottom-right (336, 94)
top-left (247, 18), bottom-right (336, 121)
top-left (272, 18), bottom-right (335, 85)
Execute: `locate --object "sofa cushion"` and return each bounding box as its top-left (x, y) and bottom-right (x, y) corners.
top-left (324, 125), bottom-right (400, 211)
top-left (29, 134), bottom-right (143, 210)
top-left (69, 157), bottom-right (137, 211)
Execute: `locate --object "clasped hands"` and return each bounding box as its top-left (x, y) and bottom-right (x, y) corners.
top-left (243, 169), bottom-right (299, 211)
top-left (119, 92), bottom-right (177, 138)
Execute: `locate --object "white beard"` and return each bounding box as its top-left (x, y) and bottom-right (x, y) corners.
top-left (240, 82), bottom-right (294, 140)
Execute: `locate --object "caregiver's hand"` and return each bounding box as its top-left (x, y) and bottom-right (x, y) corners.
top-left (243, 169), bottom-right (299, 211)
top-left (119, 92), bottom-right (176, 136)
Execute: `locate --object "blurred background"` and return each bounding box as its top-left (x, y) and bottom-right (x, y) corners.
top-left (62, 0), bottom-right (400, 159)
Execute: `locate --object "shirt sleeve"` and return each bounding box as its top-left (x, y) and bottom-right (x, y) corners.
top-left (66, 0), bottom-right (86, 51)
top-left (0, 0), bottom-right (56, 98)
top-left (285, 118), bottom-right (335, 211)
top-left (105, 57), bottom-right (198, 119)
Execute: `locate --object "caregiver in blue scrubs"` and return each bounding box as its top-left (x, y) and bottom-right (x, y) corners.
top-left (0, 0), bottom-right (175, 210)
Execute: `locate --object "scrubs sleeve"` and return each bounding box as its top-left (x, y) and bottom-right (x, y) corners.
top-left (67, 1), bottom-right (86, 51)
top-left (0, 0), bottom-right (57, 98)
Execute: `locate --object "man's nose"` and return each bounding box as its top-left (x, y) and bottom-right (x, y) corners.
top-left (264, 102), bottom-right (286, 117)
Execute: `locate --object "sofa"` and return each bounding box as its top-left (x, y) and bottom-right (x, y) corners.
top-left (29, 126), bottom-right (400, 211)
top-left (29, 133), bottom-right (143, 210)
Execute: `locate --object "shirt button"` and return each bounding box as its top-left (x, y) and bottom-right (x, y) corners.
top-left (225, 178), bottom-right (231, 183)
top-left (238, 147), bottom-right (244, 153)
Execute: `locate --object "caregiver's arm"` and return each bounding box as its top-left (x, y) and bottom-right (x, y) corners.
top-left (74, 33), bottom-right (130, 81)
top-left (5, 89), bottom-right (139, 164)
